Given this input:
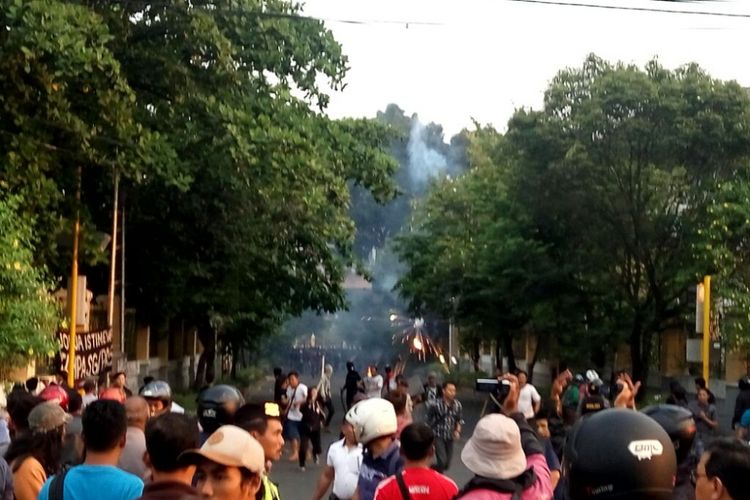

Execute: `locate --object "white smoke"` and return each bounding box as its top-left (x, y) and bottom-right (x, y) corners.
top-left (407, 119), bottom-right (448, 187)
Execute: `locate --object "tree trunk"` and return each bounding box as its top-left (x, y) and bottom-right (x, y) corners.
top-left (472, 338), bottom-right (480, 372)
top-left (629, 314), bottom-right (650, 400)
top-left (503, 334), bottom-right (517, 373)
top-left (494, 341), bottom-right (503, 374)
top-left (193, 319), bottom-right (216, 390)
top-left (527, 334), bottom-right (543, 384)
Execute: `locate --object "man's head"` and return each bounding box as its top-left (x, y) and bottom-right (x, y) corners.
top-left (68, 390), bottom-right (83, 416)
top-left (385, 366), bottom-right (392, 375)
top-left (25, 377), bottom-right (39, 393)
top-left (535, 408), bottom-right (551, 439)
top-left (427, 372), bottom-right (437, 387)
top-left (82, 400), bottom-right (127, 455)
top-left (517, 370), bottom-right (528, 387)
top-left (400, 423), bottom-right (435, 463)
top-left (695, 438), bottom-right (750, 500)
top-left (695, 377), bottom-right (708, 391)
top-left (442, 382), bottom-right (456, 402)
top-left (273, 367), bottom-right (282, 378)
top-left (384, 391), bottom-right (407, 416)
top-left (369, 365), bottom-right (378, 375)
top-left (113, 372), bottom-right (127, 388)
top-left (287, 371), bottom-right (300, 389)
top-left (341, 419), bottom-right (356, 444)
top-left (234, 403), bottom-right (284, 462)
top-left (346, 361), bottom-right (354, 372)
top-left (183, 425), bottom-right (265, 500)
top-left (345, 398), bottom-right (397, 448)
top-left (144, 413), bottom-right (199, 480)
top-left (697, 388), bottom-right (710, 406)
top-left (125, 396), bottom-right (150, 431)
top-left (7, 391), bottom-right (42, 434)
top-left (140, 380), bottom-right (173, 417)
top-left (83, 379), bottom-right (96, 395)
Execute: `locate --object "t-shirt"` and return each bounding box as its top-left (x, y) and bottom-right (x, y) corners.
top-left (286, 383), bottom-right (308, 422)
top-left (543, 439), bottom-right (561, 472)
top-left (374, 467), bottom-right (458, 500)
top-left (364, 376), bottom-right (383, 399)
top-left (12, 456), bottom-right (45, 500)
top-left (741, 408), bottom-right (750, 428)
top-left (327, 439), bottom-right (363, 500)
top-left (518, 384), bottom-right (541, 419)
top-left (81, 394), bottom-right (97, 409)
top-left (688, 401), bottom-right (718, 438)
top-left (357, 442), bottom-right (403, 500)
top-left (118, 427), bottom-right (147, 478)
top-left (38, 464), bottom-right (144, 500)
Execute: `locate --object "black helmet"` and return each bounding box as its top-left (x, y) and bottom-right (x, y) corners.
top-left (641, 404), bottom-right (696, 465)
top-left (740, 376), bottom-right (750, 391)
top-left (564, 409), bottom-right (677, 499)
top-left (198, 385), bottom-right (245, 434)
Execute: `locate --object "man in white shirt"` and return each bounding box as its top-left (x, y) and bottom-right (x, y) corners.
top-left (364, 366), bottom-right (383, 399)
top-left (517, 370), bottom-right (541, 420)
top-left (285, 370), bottom-right (308, 461)
top-left (311, 419), bottom-right (362, 500)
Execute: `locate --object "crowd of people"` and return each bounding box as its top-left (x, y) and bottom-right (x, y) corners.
top-left (0, 363), bottom-right (745, 500)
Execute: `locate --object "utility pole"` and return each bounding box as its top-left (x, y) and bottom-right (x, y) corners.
top-left (702, 275), bottom-right (711, 383)
top-left (67, 166), bottom-right (82, 388)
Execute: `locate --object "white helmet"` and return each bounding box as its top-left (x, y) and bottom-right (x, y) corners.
top-left (585, 370), bottom-right (600, 383)
top-left (345, 398), bottom-right (397, 445)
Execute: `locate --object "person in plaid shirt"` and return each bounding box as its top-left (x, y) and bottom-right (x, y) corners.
top-left (426, 382), bottom-right (463, 473)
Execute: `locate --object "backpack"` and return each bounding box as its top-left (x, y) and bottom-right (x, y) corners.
top-left (455, 468), bottom-right (537, 500)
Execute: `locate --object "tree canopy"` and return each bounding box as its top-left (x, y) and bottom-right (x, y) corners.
top-left (397, 55), bottom-right (750, 382)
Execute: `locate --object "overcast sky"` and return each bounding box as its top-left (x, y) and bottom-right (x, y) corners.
top-left (303, 0), bottom-right (749, 136)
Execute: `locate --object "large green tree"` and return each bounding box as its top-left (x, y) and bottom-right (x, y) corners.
top-left (0, 197), bottom-right (59, 371)
top-left (398, 56), bottom-right (750, 384)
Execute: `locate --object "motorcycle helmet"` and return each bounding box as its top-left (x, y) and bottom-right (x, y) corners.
top-left (39, 385), bottom-right (70, 411)
top-left (140, 380), bottom-right (173, 417)
top-left (564, 409), bottom-right (677, 499)
top-left (739, 376), bottom-right (750, 391)
top-left (641, 404), bottom-right (696, 464)
top-left (345, 398), bottom-right (397, 445)
top-left (198, 385), bottom-right (245, 434)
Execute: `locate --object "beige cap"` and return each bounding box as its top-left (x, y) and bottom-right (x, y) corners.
top-left (461, 413), bottom-right (527, 480)
top-left (179, 425), bottom-right (264, 473)
top-left (28, 401), bottom-right (72, 433)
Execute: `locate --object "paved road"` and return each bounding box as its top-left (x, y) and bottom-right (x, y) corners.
top-left (248, 374), bottom-right (485, 500)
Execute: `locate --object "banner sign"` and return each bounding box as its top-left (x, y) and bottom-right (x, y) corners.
top-left (58, 327), bottom-right (113, 381)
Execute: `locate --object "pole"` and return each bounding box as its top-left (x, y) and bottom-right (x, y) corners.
top-left (67, 166), bottom-right (82, 388)
top-left (107, 171), bottom-right (119, 329)
top-left (120, 202), bottom-right (126, 356)
top-left (702, 275), bottom-right (711, 383)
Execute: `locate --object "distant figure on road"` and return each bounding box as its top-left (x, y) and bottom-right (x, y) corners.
top-left (364, 366), bottom-right (383, 400)
top-left (426, 382), bottom-right (463, 473)
top-left (343, 362), bottom-right (363, 411)
top-left (516, 371), bottom-right (541, 420)
top-left (284, 371), bottom-right (307, 462)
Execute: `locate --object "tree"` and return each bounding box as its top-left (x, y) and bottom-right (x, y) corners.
top-left (75, 0), bottom-right (400, 385)
top-left (0, 0), bottom-right (177, 278)
top-left (396, 127), bottom-right (582, 375)
top-left (0, 197), bottom-right (59, 371)
top-left (505, 55), bottom-right (750, 384)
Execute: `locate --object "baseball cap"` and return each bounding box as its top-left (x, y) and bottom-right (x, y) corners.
top-left (179, 425), bottom-right (264, 473)
top-left (461, 413), bottom-right (527, 480)
top-left (28, 401), bottom-right (72, 433)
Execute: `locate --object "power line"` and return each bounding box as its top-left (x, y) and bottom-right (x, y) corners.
top-left (502, 0), bottom-right (750, 18)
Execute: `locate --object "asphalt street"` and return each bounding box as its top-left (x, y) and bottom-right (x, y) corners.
top-left (250, 373), bottom-right (484, 500)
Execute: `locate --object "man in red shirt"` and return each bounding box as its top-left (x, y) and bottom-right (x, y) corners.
top-left (373, 423), bottom-right (458, 500)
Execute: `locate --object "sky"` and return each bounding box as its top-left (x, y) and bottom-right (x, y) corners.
top-left (302, 0), bottom-right (750, 136)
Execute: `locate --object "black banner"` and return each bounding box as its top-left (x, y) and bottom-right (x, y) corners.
top-left (58, 328), bottom-right (113, 381)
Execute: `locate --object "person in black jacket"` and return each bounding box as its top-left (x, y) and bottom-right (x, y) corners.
top-left (299, 387), bottom-right (325, 471)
